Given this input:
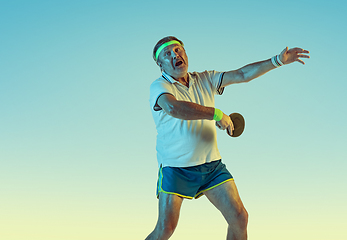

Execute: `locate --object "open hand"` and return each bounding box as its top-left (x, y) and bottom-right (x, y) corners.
top-left (279, 47), bottom-right (310, 65)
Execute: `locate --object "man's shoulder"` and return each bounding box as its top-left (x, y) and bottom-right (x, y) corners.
top-left (190, 70), bottom-right (219, 77)
top-left (150, 75), bottom-right (174, 94)
top-left (151, 75), bottom-right (170, 87)
top-left (190, 70), bottom-right (221, 81)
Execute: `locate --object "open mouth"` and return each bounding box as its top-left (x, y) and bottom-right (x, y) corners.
top-left (175, 60), bottom-right (183, 67)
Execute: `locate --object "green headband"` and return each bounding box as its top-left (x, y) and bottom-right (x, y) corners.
top-left (155, 40), bottom-right (182, 61)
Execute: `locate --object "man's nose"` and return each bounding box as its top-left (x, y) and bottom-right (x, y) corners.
top-left (172, 50), bottom-right (179, 58)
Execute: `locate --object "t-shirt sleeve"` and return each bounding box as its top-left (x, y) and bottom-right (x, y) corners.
top-left (149, 79), bottom-right (174, 111)
top-left (201, 70), bottom-right (225, 95)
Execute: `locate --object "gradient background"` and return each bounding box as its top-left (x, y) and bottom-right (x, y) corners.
top-left (1, 0), bottom-right (346, 239)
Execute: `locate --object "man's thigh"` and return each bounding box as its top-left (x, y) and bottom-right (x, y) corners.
top-left (204, 180), bottom-right (246, 222)
top-left (157, 192), bottom-right (184, 227)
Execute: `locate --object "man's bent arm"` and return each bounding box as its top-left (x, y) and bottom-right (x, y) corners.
top-left (158, 93), bottom-right (214, 120)
top-left (157, 93), bottom-right (233, 131)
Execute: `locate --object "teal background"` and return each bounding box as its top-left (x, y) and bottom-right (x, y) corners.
top-left (1, 0), bottom-right (346, 239)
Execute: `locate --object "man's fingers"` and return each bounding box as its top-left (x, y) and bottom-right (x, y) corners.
top-left (227, 125), bottom-right (233, 136)
top-left (216, 113), bottom-right (234, 132)
top-left (216, 121), bottom-right (230, 131)
top-left (216, 122), bottom-right (225, 130)
top-left (229, 120), bottom-right (234, 136)
top-left (281, 47), bottom-right (288, 55)
top-left (291, 47), bottom-right (305, 52)
top-left (290, 48), bottom-right (310, 54)
top-left (297, 59), bottom-right (305, 65)
top-left (298, 54), bottom-right (310, 58)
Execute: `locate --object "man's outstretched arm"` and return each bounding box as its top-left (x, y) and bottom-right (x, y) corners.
top-left (221, 47), bottom-right (310, 87)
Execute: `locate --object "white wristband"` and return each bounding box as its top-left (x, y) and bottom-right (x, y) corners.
top-left (271, 55), bottom-right (283, 68)
top-left (276, 55), bottom-right (284, 66)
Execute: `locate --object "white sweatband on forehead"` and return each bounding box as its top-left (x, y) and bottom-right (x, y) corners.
top-left (155, 40), bottom-right (182, 61)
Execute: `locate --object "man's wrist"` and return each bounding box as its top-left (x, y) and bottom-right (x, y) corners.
top-left (213, 108), bottom-right (223, 121)
top-left (271, 55), bottom-right (284, 68)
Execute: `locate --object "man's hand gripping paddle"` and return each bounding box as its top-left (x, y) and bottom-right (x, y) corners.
top-left (227, 113), bottom-right (245, 137)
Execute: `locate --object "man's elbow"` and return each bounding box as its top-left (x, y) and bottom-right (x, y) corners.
top-left (164, 102), bottom-right (180, 117)
top-left (166, 106), bottom-right (176, 116)
top-left (231, 69), bottom-right (250, 84)
top-left (239, 69), bottom-right (253, 83)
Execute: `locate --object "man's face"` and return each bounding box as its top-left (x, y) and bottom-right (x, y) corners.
top-left (157, 44), bottom-right (188, 80)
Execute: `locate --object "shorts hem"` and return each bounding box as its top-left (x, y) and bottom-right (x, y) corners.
top-left (157, 190), bottom-right (194, 200)
top-left (194, 178), bottom-right (234, 199)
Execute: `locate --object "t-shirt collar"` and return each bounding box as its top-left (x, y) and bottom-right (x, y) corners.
top-left (161, 71), bottom-right (175, 84)
top-left (162, 71), bottom-right (192, 86)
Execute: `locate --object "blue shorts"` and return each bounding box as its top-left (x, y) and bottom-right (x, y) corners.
top-left (156, 160), bottom-right (234, 199)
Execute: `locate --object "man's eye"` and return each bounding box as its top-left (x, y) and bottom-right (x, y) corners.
top-left (166, 52), bottom-right (170, 56)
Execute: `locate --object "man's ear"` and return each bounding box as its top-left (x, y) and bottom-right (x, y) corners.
top-left (157, 61), bottom-right (163, 70)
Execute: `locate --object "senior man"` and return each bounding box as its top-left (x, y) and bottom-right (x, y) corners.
top-left (146, 36), bottom-right (309, 240)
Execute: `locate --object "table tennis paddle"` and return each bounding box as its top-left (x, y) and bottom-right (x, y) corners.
top-left (227, 113), bottom-right (245, 137)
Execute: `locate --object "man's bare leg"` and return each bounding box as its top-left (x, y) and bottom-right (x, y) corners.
top-left (145, 192), bottom-right (184, 240)
top-left (204, 180), bottom-right (248, 240)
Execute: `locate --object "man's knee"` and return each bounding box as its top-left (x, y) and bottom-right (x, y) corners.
top-left (146, 222), bottom-right (177, 240)
top-left (155, 193), bottom-right (183, 239)
top-left (239, 208), bottom-right (248, 227)
top-left (153, 221), bottom-right (177, 239)
top-left (236, 208), bottom-right (248, 229)
top-left (227, 207), bottom-right (248, 229)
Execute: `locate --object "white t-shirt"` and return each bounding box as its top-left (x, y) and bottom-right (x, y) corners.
top-left (149, 70), bottom-right (225, 168)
